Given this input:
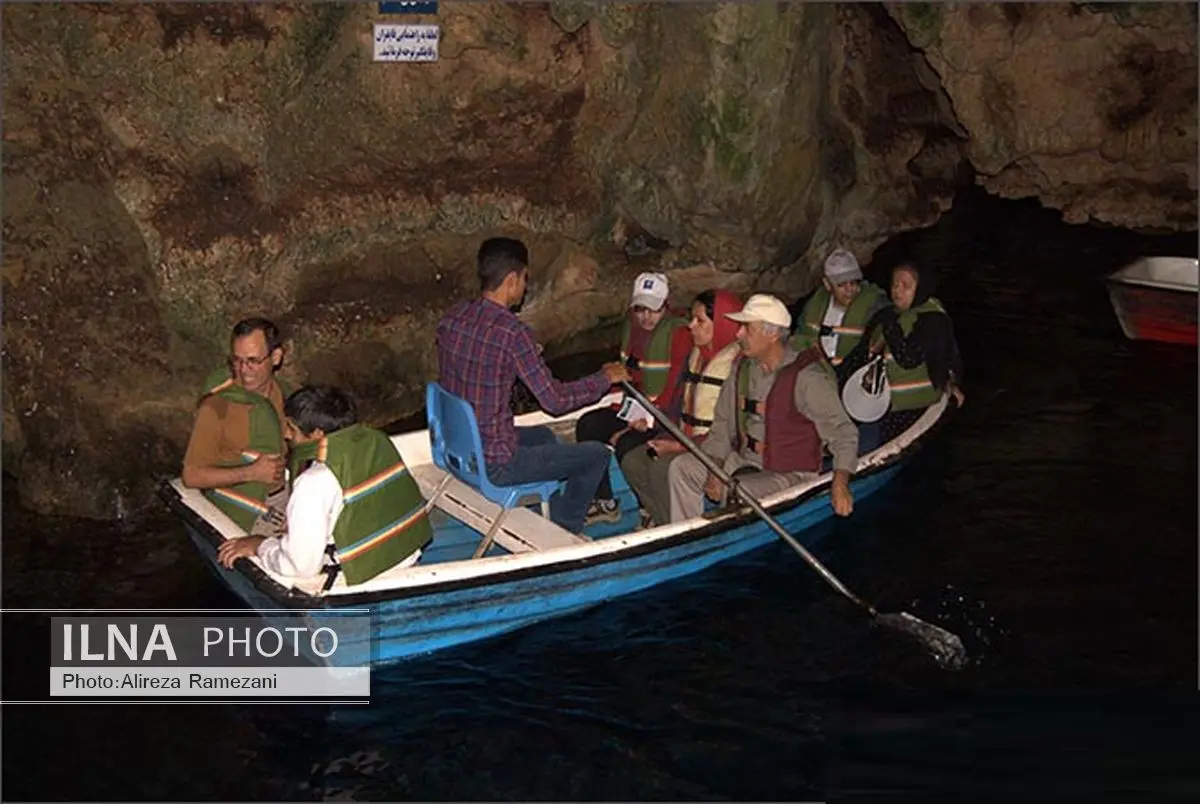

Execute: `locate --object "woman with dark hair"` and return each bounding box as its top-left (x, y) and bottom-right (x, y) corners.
top-left (842, 261), bottom-right (965, 446)
top-left (619, 289), bottom-right (744, 528)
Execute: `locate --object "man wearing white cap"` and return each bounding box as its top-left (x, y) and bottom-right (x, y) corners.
top-left (618, 272), bottom-right (691, 404)
top-left (790, 248), bottom-right (888, 372)
top-left (667, 293), bottom-right (859, 522)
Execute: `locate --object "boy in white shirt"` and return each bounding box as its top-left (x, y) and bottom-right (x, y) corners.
top-left (217, 385), bottom-right (429, 585)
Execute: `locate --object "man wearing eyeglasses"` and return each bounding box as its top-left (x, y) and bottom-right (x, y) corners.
top-left (182, 317), bottom-right (292, 537)
top-left (790, 248), bottom-right (889, 378)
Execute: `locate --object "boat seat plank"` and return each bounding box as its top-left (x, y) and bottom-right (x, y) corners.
top-left (410, 464), bottom-right (588, 554)
top-left (545, 419), bottom-right (578, 442)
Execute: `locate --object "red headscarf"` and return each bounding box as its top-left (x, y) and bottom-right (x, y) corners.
top-left (698, 289), bottom-right (744, 360)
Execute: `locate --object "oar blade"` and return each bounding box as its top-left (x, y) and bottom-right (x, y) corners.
top-left (618, 380), bottom-right (968, 670)
top-left (875, 611), bottom-right (969, 671)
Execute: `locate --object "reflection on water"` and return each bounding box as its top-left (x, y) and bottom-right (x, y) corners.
top-left (913, 584), bottom-right (1008, 668)
top-left (3, 187), bottom-right (1197, 800)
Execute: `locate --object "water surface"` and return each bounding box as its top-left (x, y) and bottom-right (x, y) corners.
top-left (4, 187), bottom-right (1197, 800)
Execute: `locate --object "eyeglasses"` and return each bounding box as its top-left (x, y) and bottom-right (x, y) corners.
top-left (229, 353), bottom-right (272, 369)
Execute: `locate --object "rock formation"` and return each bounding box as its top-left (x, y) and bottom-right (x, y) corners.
top-left (888, 2), bottom-right (1197, 230)
top-left (1, 2), bottom-right (1193, 518)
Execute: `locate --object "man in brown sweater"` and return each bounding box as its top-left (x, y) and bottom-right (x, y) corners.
top-left (182, 318), bottom-right (291, 536)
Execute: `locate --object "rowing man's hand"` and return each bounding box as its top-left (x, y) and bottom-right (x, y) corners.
top-left (602, 362), bottom-right (631, 385)
top-left (831, 470), bottom-right (854, 517)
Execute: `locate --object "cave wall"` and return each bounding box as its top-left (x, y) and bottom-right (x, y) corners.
top-left (1, 2), bottom-right (1193, 518)
top-left (888, 2), bottom-right (1197, 229)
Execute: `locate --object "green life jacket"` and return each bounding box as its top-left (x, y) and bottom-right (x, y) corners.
top-left (198, 367), bottom-right (292, 532)
top-left (619, 313), bottom-right (688, 402)
top-left (870, 298), bottom-right (947, 412)
top-left (314, 424), bottom-right (432, 586)
top-left (790, 281), bottom-right (887, 365)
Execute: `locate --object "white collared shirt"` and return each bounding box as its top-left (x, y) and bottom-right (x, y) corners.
top-left (257, 463), bottom-right (342, 579)
top-left (820, 301), bottom-right (847, 359)
top-left (256, 463), bottom-right (422, 580)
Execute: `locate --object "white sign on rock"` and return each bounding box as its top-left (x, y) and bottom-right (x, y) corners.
top-left (373, 23), bottom-right (439, 62)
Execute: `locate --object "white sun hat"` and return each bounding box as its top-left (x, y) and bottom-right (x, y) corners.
top-left (841, 356), bottom-right (891, 423)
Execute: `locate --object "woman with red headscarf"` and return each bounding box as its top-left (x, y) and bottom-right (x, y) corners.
top-left (619, 289), bottom-right (744, 528)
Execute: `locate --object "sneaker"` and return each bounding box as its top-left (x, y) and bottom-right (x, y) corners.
top-left (584, 498), bottom-right (621, 525)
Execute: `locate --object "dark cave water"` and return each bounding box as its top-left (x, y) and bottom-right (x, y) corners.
top-left (3, 186), bottom-right (1197, 801)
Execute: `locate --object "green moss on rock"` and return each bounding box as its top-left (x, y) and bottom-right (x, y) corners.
top-left (904, 3), bottom-right (943, 46)
top-left (695, 94), bottom-right (754, 182)
top-left (596, 3), bottom-right (638, 48)
top-left (549, 0), bottom-right (595, 34)
top-left (162, 295), bottom-right (232, 369)
top-left (293, 2), bottom-right (353, 78)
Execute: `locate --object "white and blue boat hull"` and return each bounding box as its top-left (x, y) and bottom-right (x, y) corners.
top-left (163, 395), bottom-right (946, 666)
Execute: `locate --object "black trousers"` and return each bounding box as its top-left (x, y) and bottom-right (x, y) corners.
top-left (574, 407), bottom-right (654, 501)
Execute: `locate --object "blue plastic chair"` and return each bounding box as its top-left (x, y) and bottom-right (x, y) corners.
top-left (425, 382), bottom-right (561, 558)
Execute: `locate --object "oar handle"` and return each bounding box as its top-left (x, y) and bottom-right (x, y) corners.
top-left (618, 381), bottom-right (876, 616)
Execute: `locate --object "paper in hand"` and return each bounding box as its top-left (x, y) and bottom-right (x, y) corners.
top-left (616, 395), bottom-right (653, 426)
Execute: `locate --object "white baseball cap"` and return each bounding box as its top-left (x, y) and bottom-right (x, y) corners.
top-left (630, 272), bottom-right (669, 310)
top-left (724, 293), bottom-right (792, 329)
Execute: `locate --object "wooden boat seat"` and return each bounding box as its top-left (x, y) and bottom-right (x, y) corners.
top-left (544, 419), bottom-right (577, 442)
top-left (410, 464), bottom-right (589, 554)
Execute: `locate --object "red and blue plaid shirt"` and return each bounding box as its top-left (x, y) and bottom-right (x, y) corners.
top-left (436, 298), bottom-right (610, 467)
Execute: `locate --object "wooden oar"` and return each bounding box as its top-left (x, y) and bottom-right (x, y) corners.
top-left (620, 380), bottom-right (967, 671)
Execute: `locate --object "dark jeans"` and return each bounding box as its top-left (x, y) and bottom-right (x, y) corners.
top-left (488, 425), bottom-right (610, 534)
top-left (857, 420), bottom-right (883, 454)
top-left (574, 407), bottom-right (653, 501)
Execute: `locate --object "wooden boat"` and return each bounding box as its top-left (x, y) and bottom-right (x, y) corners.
top-left (1105, 256), bottom-right (1198, 346)
top-left (159, 392), bottom-right (952, 666)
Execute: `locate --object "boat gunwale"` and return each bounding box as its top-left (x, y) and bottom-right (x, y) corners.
top-left (1106, 256), bottom-right (1199, 295)
top-left (157, 399), bottom-right (955, 610)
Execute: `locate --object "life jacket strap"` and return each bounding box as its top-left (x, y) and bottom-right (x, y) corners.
top-left (681, 369), bottom-right (724, 387)
top-left (321, 544), bottom-right (342, 592)
top-left (740, 434), bottom-right (765, 455)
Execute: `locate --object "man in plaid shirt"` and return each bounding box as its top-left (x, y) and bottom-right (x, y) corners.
top-left (436, 237), bottom-right (631, 534)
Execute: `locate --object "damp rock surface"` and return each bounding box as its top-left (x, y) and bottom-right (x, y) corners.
top-left (2, 2), bottom-right (1194, 517)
